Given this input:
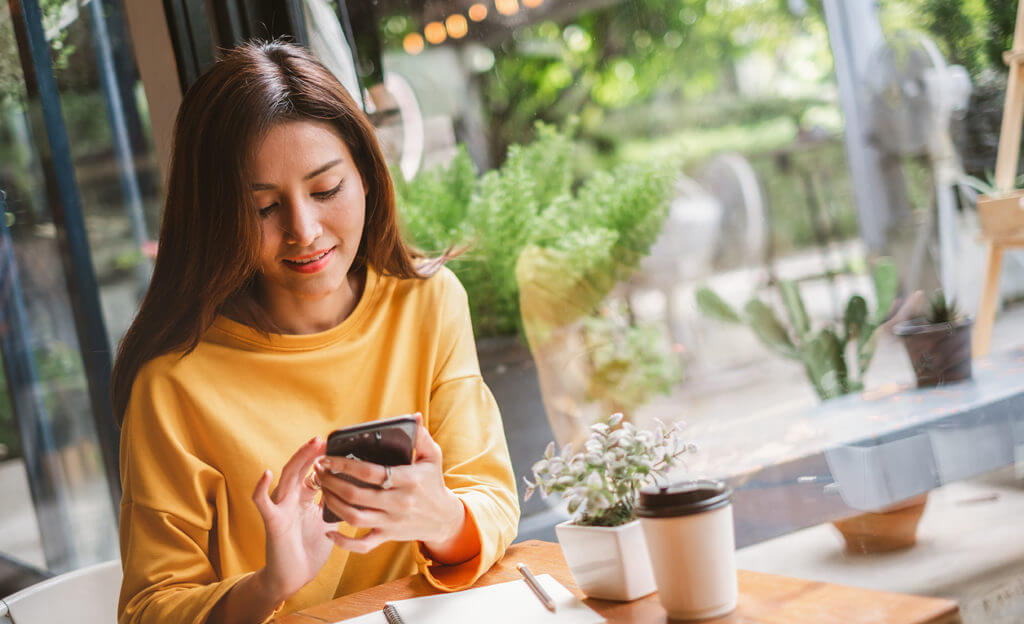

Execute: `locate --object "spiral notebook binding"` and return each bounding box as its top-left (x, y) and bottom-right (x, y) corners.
top-left (383, 603), bottom-right (406, 624)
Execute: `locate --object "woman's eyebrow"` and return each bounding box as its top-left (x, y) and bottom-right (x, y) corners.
top-left (251, 158), bottom-right (344, 190)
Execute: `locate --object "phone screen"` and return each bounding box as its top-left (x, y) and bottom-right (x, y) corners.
top-left (326, 421), bottom-right (416, 465)
top-left (321, 415), bottom-right (417, 522)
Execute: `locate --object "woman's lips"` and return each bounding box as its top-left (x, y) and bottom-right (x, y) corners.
top-left (282, 247), bottom-right (335, 274)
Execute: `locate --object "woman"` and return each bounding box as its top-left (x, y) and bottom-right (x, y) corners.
top-left (113, 40), bottom-right (519, 624)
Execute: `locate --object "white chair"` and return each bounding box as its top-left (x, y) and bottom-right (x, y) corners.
top-left (0, 560), bottom-right (121, 624)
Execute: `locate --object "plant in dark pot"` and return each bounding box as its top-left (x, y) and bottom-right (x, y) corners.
top-left (695, 260), bottom-right (933, 553)
top-left (893, 291), bottom-right (973, 387)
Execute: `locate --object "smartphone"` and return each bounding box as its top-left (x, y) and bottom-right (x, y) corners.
top-left (321, 414), bottom-right (418, 522)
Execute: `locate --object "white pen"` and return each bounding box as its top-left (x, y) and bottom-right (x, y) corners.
top-left (516, 562), bottom-right (556, 613)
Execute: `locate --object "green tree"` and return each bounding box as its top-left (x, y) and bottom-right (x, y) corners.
top-left (0, 0), bottom-right (77, 109)
top-left (479, 0), bottom-right (808, 162)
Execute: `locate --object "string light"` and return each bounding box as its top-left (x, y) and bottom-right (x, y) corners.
top-left (523, 0), bottom-right (543, 6)
top-left (468, 3), bottom-right (488, 21)
top-left (403, 32), bottom-right (424, 54)
top-left (495, 0), bottom-right (519, 16)
top-left (424, 21), bottom-right (447, 44)
top-left (445, 14), bottom-right (468, 39)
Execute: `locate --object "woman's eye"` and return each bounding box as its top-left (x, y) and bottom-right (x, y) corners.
top-left (312, 181), bottom-right (343, 200)
top-left (258, 203), bottom-right (278, 218)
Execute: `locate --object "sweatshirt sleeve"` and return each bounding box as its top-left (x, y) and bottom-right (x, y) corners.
top-left (415, 271), bottom-right (521, 590)
top-left (118, 365), bottom-right (274, 624)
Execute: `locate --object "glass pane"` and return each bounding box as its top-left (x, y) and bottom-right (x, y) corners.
top-left (52, 0), bottom-right (160, 349)
top-left (380, 0), bottom-right (1024, 607)
top-left (0, 0), bottom-right (158, 580)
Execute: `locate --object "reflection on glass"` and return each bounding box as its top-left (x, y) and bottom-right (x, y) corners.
top-left (0, 0), bottom-right (159, 579)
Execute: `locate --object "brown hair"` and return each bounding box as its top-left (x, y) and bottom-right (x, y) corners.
top-left (112, 40), bottom-right (432, 423)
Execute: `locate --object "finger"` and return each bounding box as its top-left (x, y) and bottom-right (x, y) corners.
top-left (316, 469), bottom-right (389, 511)
top-left (412, 422), bottom-right (443, 465)
top-left (317, 455), bottom-right (390, 488)
top-left (275, 436), bottom-right (325, 502)
top-left (321, 490), bottom-right (390, 528)
top-left (300, 469), bottom-right (321, 504)
top-left (326, 528), bottom-right (388, 554)
top-left (251, 470), bottom-right (274, 517)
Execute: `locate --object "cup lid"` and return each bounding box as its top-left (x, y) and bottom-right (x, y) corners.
top-left (637, 480), bottom-right (732, 518)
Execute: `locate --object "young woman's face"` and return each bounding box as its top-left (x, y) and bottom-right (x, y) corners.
top-left (250, 120), bottom-right (366, 312)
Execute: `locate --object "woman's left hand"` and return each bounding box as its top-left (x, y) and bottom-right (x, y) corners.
top-left (315, 414), bottom-right (466, 557)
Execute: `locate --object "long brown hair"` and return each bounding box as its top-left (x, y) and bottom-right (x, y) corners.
top-left (112, 40), bottom-right (429, 424)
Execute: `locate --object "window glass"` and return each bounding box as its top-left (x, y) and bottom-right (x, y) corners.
top-left (377, 0), bottom-right (1023, 604)
top-left (0, 0), bottom-right (159, 585)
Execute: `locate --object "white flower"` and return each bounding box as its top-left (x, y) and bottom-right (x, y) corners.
top-left (527, 413), bottom-right (695, 526)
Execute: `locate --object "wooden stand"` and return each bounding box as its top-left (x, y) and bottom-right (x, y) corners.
top-left (974, 0), bottom-right (1024, 356)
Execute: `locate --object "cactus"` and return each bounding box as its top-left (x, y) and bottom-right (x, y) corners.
top-left (696, 259), bottom-right (898, 401)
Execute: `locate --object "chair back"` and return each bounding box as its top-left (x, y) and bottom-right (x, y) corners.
top-left (0, 560), bottom-right (121, 624)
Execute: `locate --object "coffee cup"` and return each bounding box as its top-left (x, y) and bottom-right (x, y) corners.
top-left (637, 480), bottom-right (737, 620)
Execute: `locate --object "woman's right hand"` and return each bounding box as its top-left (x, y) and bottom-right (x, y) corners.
top-left (251, 435), bottom-right (334, 603)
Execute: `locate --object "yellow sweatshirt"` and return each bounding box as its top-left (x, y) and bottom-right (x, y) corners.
top-left (118, 266), bottom-right (520, 624)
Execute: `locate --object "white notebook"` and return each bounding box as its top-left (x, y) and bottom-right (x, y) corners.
top-left (333, 574), bottom-right (605, 624)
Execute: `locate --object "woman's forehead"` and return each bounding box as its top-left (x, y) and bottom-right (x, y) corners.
top-left (250, 120), bottom-right (354, 183)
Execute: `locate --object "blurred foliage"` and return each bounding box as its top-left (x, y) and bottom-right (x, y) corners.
top-left (697, 258), bottom-right (898, 400)
top-left (395, 122), bottom-right (673, 338)
top-left (0, 0), bottom-right (77, 109)
top-left (581, 305), bottom-right (683, 414)
top-left (879, 0), bottom-right (1022, 180)
top-left (0, 340), bottom-right (86, 461)
top-left (477, 0), bottom-right (818, 163)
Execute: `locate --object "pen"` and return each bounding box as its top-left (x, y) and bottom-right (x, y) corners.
top-left (516, 562), bottom-right (556, 613)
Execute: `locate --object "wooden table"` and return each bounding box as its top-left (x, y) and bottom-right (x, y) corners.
top-left (274, 540), bottom-right (961, 623)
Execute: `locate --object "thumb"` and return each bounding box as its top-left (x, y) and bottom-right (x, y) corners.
top-left (412, 416), bottom-right (442, 465)
top-left (252, 470), bottom-right (274, 518)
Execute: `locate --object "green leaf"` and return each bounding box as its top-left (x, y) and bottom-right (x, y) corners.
top-left (857, 330), bottom-right (881, 377)
top-left (803, 328), bottom-right (847, 399)
top-left (843, 295), bottom-right (868, 344)
top-left (870, 258), bottom-right (898, 325)
top-left (695, 287), bottom-right (741, 323)
top-left (744, 299), bottom-right (797, 358)
top-left (778, 280), bottom-right (811, 339)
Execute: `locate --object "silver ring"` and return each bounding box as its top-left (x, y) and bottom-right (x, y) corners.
top-left (380, 466), bottom-right (393, 490)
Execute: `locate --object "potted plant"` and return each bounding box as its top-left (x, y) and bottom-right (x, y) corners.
top-left (523, 413), bottom-right (694, 601)
top-left (893, 290), bottom-right (972, 387)
top-left (395, 124), bottom-right (675, 469)
top-left (696, 260), bottom-right (933, 552)
top-left (695, 259), bottom-right (898, 401)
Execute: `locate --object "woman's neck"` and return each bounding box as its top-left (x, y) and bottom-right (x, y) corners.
top-left (228, 268), bottom-right (367, 335)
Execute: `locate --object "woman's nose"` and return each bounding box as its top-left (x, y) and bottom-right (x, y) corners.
top-left (282, 199), bottom-right (323, 246)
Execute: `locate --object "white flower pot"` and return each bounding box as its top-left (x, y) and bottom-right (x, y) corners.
top-left (554, 519), bottom-right (657, 601)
